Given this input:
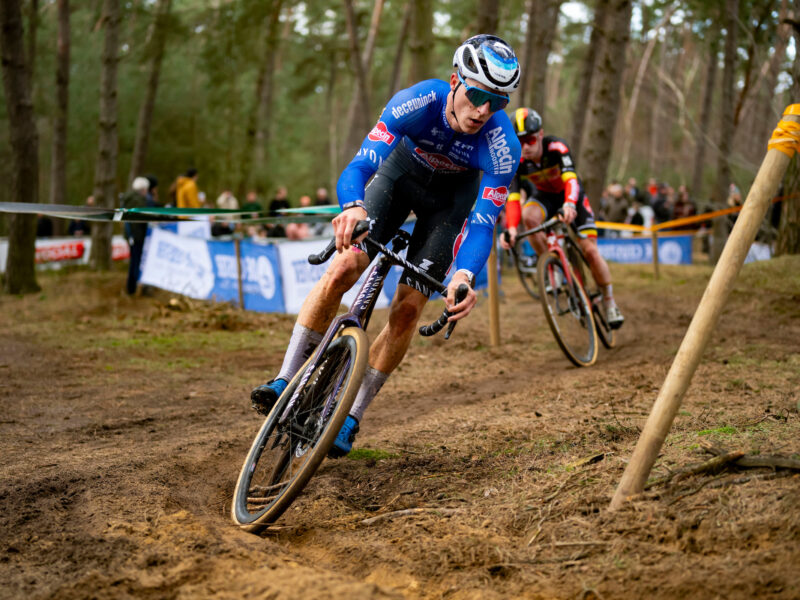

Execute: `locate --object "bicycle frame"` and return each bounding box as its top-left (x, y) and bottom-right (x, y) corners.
top-left (277, 230), bottom-right (450, 427)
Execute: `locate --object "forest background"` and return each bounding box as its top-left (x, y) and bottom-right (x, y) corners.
top-left (0, 0), bottom-right (797, 244)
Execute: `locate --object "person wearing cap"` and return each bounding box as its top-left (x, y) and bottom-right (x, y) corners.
top-left (121, 177), bottom-right (152, 295)
top-left (501, 108), bottom-right (624, 329)
top-left (251, 34), bottom-right (523, 455)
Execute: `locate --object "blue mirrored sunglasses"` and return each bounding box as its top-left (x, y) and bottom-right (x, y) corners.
top-left (457, 72), bottom-right (509, 112)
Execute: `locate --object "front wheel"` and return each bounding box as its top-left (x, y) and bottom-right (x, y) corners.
top-left (513, 240), bottom-right (539, 300)
top-left (231, 327), bottom-right (368, 532)
top-left (536, 253), bottom-right (598, 367)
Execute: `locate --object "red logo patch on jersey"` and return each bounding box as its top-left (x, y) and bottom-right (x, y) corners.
top-left (451, 219), bottom-right (469, 263)
top-left (481, 186), bottom-right (509, 207)
top-left (414, 148), bottom-right (467, 171)
top-left (368, 121), bottom-right (395, 145)
top-left (548, 140), bottom-right (569, 154)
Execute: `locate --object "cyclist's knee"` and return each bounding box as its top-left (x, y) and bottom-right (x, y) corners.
top-left (523, 207), bottom-right (543, 228)
top-left (323, 250), bottom-right (366, 293)
top-left (388, 287), bottom-right (427, 332)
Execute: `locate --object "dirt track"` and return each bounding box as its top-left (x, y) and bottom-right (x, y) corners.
top-left (1, 258), bottom-right (799, 599)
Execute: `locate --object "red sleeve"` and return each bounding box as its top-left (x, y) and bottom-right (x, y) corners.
top-left (506, 193), bottom-right (521, 228)
top-left (564, 177), bottom-right (580, 205)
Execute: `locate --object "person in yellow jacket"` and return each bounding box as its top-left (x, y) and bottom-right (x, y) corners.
top-left (175, 168), bottom-right (201, 208)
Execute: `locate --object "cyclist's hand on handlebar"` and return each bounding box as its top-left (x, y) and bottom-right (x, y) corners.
top-left (445, 272), bottom-right (477, 322)
top-left (332, 205), bottom-right (368, 252)
top-left (560, 203), bottom-right (577, 225)
top-left (500, 227), bottom-right (517, 250)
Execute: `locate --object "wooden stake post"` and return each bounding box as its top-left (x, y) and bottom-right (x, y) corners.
top-left (609, 107), bottom-right (800, 511)
top-left (487, 225), bottom-right (501, 346)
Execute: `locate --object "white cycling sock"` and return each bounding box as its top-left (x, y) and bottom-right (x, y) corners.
top-left (276, 323), bottom-right (323, 382)
top-left (349, 366), bottom-right (390, 422)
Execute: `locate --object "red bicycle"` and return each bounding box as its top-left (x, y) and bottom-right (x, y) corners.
top-left (507, 215), bottom-right (615, 367)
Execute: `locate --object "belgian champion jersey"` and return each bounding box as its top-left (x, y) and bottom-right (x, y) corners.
top-left (336, 79), bottom-right (521, 275)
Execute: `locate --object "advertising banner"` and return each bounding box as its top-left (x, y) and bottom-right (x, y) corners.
top-left (597, 235), bottom-right (693, 265)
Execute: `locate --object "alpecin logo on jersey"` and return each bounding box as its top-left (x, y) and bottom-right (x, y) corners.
top-left (482, 185), bottom-right (508, 207)
top-left (414, 148), bottom-right (467, 171)
top-left (368, 122), bottom-right (395, 145)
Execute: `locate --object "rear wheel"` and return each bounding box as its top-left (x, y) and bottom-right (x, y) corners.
top-left (231, 327), bottom-right (368, 532)
top-left (536, 253), bottom-right (598, 367)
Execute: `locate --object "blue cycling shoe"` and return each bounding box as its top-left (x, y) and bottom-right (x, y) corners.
top-left (250, 378), bottom-right (288, 416)
top-left (328, 415), bottom-right (359, 458)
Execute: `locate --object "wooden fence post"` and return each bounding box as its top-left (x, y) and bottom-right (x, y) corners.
top-left (235, 237), bottom-right (245, 310)
top-left (609, 107), bottom-right (800, 511)
top-left (487, 225), bottom-right (500, 347)
top-left (651, 228), bottom-right (660, 279)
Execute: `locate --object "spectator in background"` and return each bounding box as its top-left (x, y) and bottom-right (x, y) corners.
top-left (285, 195), bottom-right (313, 240)
top-left (68, 195), bottom-right (94, 237)
top-left (175, 168), bottom-right (201, 208)
top-left (36, 214), bottom-right (54, 237)
top-left (146, 175), bottom-right (160, 207)
top-left (121, 177), bottom-right (151, 295)
top-left (652, 182), bottom-right (674, 224)
top-left (241, 190), bottom-right (263, 216)
top-left (624, 178), bottom-right (640, 205)
top-left (646, 177), bottom-right (658, 204)
top-left (216, 189), bottom-right (238, 210)
top-left (604, 182), bottom-right (629, 224)
top-left (314, 187), bottom-right (332, 207)
top-left (267, 186), bottom-right (290, 238)
top-left (671, 184), bottom-right (696, 230)
top-left (727, 182), bottom-right (743, 231)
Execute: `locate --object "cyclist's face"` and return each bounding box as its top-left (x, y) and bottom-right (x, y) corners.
top-left (520, 130), bottom-right (543, 161)
top-left (447, 73), bottom-right (503, 134)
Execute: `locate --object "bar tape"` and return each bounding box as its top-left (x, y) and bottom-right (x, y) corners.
top-left (767, 104), bottom-right (800, 157)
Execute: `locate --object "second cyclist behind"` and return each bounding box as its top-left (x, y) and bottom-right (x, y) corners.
top-left (500, 108), bottom-right (625, 329)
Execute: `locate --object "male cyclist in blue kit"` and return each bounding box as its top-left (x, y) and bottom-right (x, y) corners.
top-left (251, 35), bottom-right (522, 456)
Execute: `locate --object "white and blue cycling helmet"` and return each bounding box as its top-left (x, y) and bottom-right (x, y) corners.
top-left (453, 34), bottom-right (521, 94)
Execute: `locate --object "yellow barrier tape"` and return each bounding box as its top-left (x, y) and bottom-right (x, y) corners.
top-left (768, 107), bottom-right (800, 157)
top-left (596, 196), bottom-right (787, 233)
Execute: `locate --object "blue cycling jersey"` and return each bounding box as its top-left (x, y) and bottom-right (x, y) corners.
top-left (336, 79), bottom-right (521, 276)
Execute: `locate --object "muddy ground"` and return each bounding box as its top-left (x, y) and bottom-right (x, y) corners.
top-left (1, 256), bottom-right (799, 599)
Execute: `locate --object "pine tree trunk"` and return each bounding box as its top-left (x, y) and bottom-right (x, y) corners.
top-left (476, 0), bottom-right (499, 33)
top-left (517, 0), bottom-right (536, 108)
top-left (571, 4), bottom-right (607, 162)
top-left (580, 0), bottom-right (632, 215)
top-left (342, 0), bottom-right (381, 162)
top-left (127, 0), bottom-right (171, 187)
top-left (615, 6), bottom-right (676, 181)
top-left (237, 0), bottom-right (283, 197)
top-left (89, 0), bottom-right (120, 271)
top-left (710, 0), bottom-right (739, 264)
top-left (388, 3), bottom-right (411, 94)
top-left (775, 22), bottom-right (800, 256)
top-left (647, 32), bottom-right (667, 176)
top-left (526, 0), bottom-right (562, 120)
top-left (26, 0), bottom-right (37, 83)
top-left (408, 0), bottom-right (433, 82)
top-left (0, 0), bottom-right (40, 294)
top-left (690, 36), bottom-right (718, 201)
top-left (49, 0), bottom-right (70, 215)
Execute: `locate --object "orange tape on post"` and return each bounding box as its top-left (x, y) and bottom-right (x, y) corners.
top-left (767, 104), bottom-right (800, 157)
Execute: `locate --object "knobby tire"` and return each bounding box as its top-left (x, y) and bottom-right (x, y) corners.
top-left (231, 327), bottom-right (368, 532)
top-left (536, 252), bottom-right (598, 367)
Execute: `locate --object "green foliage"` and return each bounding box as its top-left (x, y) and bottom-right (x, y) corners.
top-left (347, 447), bottom-right (399, 461)
top-left (0, 0), bottom-right (792, 231)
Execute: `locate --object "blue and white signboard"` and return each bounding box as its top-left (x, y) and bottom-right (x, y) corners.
top-left (276, 239), bottom-right (391, 314)
top-left (597, 235), bottom-right (693, 265)
top-left (210, 240), bottom-right (284, 312)
top-left (140, 228), bottom-right (216, 297)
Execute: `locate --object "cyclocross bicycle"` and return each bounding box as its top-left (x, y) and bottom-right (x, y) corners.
top-left (506, 215), bottom-right (615, 367)
top-left (231, 221), bottom-right (468, 532)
